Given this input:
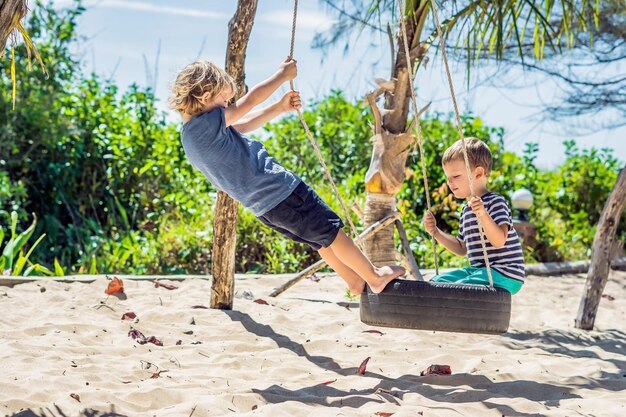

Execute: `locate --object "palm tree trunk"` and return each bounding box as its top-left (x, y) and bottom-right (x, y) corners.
top-left (363, 2), bottom-right (428, 265)
top-left (364, 193), bottom-right (397, 266)
top-left (364, 129), bottom-right (413, 264)
top-left (210, 0), bottom-right (258, 310)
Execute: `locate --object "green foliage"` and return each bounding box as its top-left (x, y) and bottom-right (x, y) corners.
top-left (1, 2), bottom-right (211, 273)
top-left (0, 211), bottom-right (53, 276)
top-left (0, 170), bottom-right (28, 226)
top-left (519, 141), bottom-right (625, 262)
top-left (264, 90), bottom-right (373, 185)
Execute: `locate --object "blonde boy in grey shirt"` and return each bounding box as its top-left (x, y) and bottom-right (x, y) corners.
top-left (169, 58), bottom-right (404, 295)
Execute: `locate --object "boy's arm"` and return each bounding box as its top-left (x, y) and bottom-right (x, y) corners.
top-left (433, 229), bottom-right (467, 256)
top-left (232, 102), bottom-right (283, 134)
top-left (224, 58), bottom-right (297, 127)
top-left (233, 91), bottom-right (300, 134)
top-left (475, 215), bottom-right (509, 248)
top-left (469, 196), bottom-right (508, 248)
top-left (423, 210), bottom-right (466, 256)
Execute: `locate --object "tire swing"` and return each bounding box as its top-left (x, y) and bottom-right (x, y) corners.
top-left (360, 281), bottom-right (511, 335)
top-left (360, 0), bottom-right (512, 335)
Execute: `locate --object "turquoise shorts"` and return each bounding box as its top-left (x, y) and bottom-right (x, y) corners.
top-left (431, 267), bottom-right (523, 294)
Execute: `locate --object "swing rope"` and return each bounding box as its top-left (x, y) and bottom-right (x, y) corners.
top-left (396, 0), bottom-right (439, 276)
top-left (428, 0), bottom-right (494, 286)
top-left (288, 0), bottom-right (363, 250)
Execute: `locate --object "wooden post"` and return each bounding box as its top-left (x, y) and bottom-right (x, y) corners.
top-left (211, 193), bottom-right (239, 310)
top-left (395, 219), bottom-right (423, 280)
top-left (575, 166), bottom-right (626, 330)
top-left (210, 0), bottom-right (258, 310)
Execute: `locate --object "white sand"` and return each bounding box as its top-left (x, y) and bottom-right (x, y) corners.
top-left (1, 271), bottom-right (625, 417)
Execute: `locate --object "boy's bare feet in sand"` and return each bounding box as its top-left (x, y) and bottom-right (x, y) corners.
top-left (367, 265), bottom-right (405, 294)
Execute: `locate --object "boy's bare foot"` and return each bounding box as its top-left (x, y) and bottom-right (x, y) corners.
top-left (368, 265), bottom-right (405, 294)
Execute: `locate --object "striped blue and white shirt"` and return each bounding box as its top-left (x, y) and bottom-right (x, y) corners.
top-left (458, 192), bottom-right (525, 282)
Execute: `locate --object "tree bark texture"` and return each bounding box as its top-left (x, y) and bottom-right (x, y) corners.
top-left (210, 0), bottom-right (258, 310)
top-left (363, 2), bottom-right (429, 265)
top-left (575, 166), bottom-right (626, 330)
top-left (0, 0), bottom-right (28, 54)
top-left (364, 193), bottom-right (398, 267)
top-left (383, 2), bottom-right (429, 133)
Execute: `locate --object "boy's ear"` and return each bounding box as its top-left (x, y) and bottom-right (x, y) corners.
top-left (199, 91), bottom-right (212, 104)
top-left (474, 166), bottom-right (486, 178)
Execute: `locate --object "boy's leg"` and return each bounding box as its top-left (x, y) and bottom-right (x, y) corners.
top-left (317, 246), bottom-right (365, 295)
top-left (457, 268), bottom-right (523, 294)
top-left (326, 230), bottom-right (405, 294)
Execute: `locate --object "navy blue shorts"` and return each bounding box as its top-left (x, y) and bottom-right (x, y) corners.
top-left (257, 181), bottom-right (344, 250)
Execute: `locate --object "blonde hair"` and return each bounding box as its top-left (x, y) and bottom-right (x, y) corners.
top-left (442, 137), bottom-right (493, 175)
top-left (168, 61), bottom-right (236, 115)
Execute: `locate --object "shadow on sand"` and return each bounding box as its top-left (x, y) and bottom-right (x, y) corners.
top-left (503, 328), bottom-right (626, 384)
top-left (224, 310), bottom-right (354, 375)
top-left (11, 315), bottom-right (622, 417)
top-left (7, 405), bottom-right (126, 417)
top-left (252, 373), bottom-right (580, 417)
top-left (226, 310), bottom-right (591, 417)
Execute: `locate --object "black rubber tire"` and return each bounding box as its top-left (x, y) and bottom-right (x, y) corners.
top-left (360, 279), bottom-right (512, 335)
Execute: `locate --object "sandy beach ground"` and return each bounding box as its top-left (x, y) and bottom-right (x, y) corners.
top-left (1, 270), bottom-right (624, 417)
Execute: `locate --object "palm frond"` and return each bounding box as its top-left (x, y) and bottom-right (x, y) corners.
top-left (1, 0), bottom-right (47, 108)
top-left (11, 46), bottom-right (16, 109)
top-left (17, 21), bottom-right (47, 74)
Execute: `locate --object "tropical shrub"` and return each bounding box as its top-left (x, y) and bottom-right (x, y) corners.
top-left (0, 211), bottom-right (55, 276)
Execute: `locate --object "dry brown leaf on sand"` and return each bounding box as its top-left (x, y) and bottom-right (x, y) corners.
top-left (105, 277), bottom-right (124, 295)
top-left (128, 328), bottom-right (163, 346)
top-left (357, 356), bottom-right (371, 375)
top-left (319, 379), bottom-right (337, 386)
top-left (151, 370), bottom-right (167, 379)
top-left (420, 364), bottom-right (451, 376)
top-left (69, 393), bottom-right (80, 402)
top-left (121, 312), bottom-right (137, 320)
top-left (154, 281), bottom-right (178, 290)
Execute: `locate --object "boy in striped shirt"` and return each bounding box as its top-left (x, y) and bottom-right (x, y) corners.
top-left (423, 138), bottom-right (525, 294)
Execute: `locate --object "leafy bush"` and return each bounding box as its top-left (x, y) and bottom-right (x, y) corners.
top-left (1, 2), bottom-right (211, 272)
top-left (0, 211), bottom-right (54, 276)
top-left (523, 141), bottom-right (625, 261)
top-left (0, 171), bottom-right (28, 226)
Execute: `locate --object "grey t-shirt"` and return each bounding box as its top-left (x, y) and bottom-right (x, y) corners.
top-left (181, 107), bottom-right (301, 216)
